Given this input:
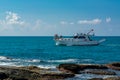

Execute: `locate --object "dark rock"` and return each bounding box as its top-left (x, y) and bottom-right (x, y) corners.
top-left (57, 63), bottom-right (108, 74)
top-left (0, 66), bottom-right (41, 80)
top-left (12, 77), bottom-right (28, 80)
top-left (18, 66), bottom-right (46, 73)
top-left (79, 64), bottom-right (108, 70)
top-left (57, 63), bottom-right (80, 74)
top-left (0, 72), bottom-right (9, 79)
top-left (81, 69), bottom-right (116, 75)
top-left (106, 62), bottom-right (120, 70)
top-left (6, 56), bottom-right (13, 60)
top-left (19, 66), bottom-right (40, 70)
top-left (0, 66), bottom-right (75, 80)
top-left (40, 73), bottom-right (75, 79)
top-left (104, 77), bottom-right (120, 80)
top-left (89, 78), bottom-right (103, 80)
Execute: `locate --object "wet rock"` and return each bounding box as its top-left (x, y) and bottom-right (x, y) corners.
top-left (89, 78), bottom-right (103, 80)
top-left (11, 77), bottom-right (28, 80)
top-left (58, 63), bottom-right (108, 74)
top-left (57, 63), bottom-right (81, 74)
top-left (79, 64), bottom-right (108, 70)
top-left (104, 77), bottom-right (120, 80)
top-left (40, 73), bottom-right (75, 79)
top-left (106, 62), bottom-right (120, 70)
top-left (7, 57), bottom-right (13, 60)
top-left (19, 66), bottom-right (42, 70)
top-left (0, 66), bottom-right (42, 80)
top-left (0, 66), bottom-right (75, 80)
top-left (0, 72), bottom-right (9, 79)
top-left (81, 69), bottom-right (116, 75)
top-left (7, 69), bottom-right (40, 80)
top-left (18, 66), bottom-right (47, 73)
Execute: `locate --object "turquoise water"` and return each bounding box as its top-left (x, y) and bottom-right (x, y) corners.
top-left (0, 36), bottom-right (120, 68)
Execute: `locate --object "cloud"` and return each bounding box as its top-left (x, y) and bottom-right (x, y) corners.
top-left (0, 11), bottom-right (48, 32)
top-left (60, 21), bottom-right (75, 25)
top-left (32, 19), bottom-right (42, 31)
top-left (78, 18), bottom-right (102, 25)
top-left (106, 17), bottom-right (111, 23)
top-left (70, 22), bottom-right (74, 25)
top-left (60, 21), bottom-right (68, 25)
top-left (0, 11), bottom-right (58, 35)
top-left (0, 11), bottom-right (26, 31)
top-left (0, 11), bottom-right (25, 26)
top-left (5, 11), bottom-right (25, 25)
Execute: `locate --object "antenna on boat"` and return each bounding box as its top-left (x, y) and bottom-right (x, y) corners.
top-left (87, 29), bottom-right (94, 35)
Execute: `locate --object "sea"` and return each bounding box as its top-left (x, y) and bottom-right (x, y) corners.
top-left (0, 36), bottom-right (120, 80)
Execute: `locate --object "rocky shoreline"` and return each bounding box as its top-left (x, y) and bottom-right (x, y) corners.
top-left (0, 62), bottom-right (120, 80)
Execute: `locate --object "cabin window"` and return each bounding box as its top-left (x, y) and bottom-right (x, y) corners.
top-left (78, 36), bottom-right (85, 39)
top-left (73, 36), bottom-right (78, 38)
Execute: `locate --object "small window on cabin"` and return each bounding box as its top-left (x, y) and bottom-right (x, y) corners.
top-left (78, 36), bottom-right (85, 39)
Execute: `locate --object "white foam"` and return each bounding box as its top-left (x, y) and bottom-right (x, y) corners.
top-left (47, 59), bottom-right (79, 63)
top-left (47, 59), bottom-right (94, 63)
top-left (66, 74), bottom-right (116, 80)
top-left (0, 56), bottom-right (12, 61)
top-left (81, 59), bottom-right (94, 62)
top-left (0, 62), bottom-right (15, 66)
top-left (38, 65), bottom-right (56, 69)
top-left (25, 59), bottom-right (41, 63)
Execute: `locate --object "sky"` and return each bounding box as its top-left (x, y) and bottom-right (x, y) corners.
top-left (0, 0), bottom-right (120, 36)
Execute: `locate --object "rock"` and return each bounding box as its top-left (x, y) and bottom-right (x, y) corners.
top-left (12, 77), bottom-right (28, 80)
top-left (106, 62), bottom-right (120, 70)
top-left (18, 66), bottom-right (46, 73)
top-left (0, 72), bottom-right (9, 79)
top-left (0, 66), bottom-right (75, 80)
top-left (104, 77), bottom-right (120, 80)
top-left (40, 73), bottom-right (75, 79)
top-left (89, 78), bottom-right (103, 80)
top-left (79, 64), bottom-right (108, 70)
top-left (57, 63), bottom-right (108, 74)
top-left (19, 66), bottom-right (41, 70)
top-left (0, 66), bottom-right (42, 80)
top-left (57, 63), bottom-right (81, 74)
top-left (81, 69), bottom-right (116, 75)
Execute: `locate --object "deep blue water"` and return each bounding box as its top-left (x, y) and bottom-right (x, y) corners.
top-left (0, 36), bottom-right (120, 69)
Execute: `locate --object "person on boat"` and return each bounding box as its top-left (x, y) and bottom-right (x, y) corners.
top-left (54, 34), bottom-right (59, 40)
top-left (74, 33), bottom-right (79, 38)
top-left (59, 35), bottom-right (63, 38)
top-left (80, 33), bottom-right (83, 36)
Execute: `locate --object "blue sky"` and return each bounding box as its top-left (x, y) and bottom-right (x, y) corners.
top-left (0, 0), bottom-right (120, 36)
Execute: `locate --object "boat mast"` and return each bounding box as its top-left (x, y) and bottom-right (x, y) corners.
top-left (87, 29), bottom-right (94, 35)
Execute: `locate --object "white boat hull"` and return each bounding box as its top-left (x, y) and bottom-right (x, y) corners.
top-left (54, 29), bottom-right (106, 46)
top-left (55, 38), bottom-right (99, 46)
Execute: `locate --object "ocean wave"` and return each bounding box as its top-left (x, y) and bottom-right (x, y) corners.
top-left (25, 59), bottom-right (41, 63)
top-left (38, 65), bottom-right (56, 69)
top-left (47, 59), bottom-right (80, 63)
top-left (0, 57), bottom-right (95, 69)
top-left (81, 59), bottom-right (94, 62)
top-left (66, 74), bottom-right (116, 80)
top-left (0, 56), bottom-right (12, 61)
top-left (47, 59), bottom-right (94, 63)
top-left (12, 58), bottom-right (92, 64)
top-left (0, 62), bottom-right (16, 66)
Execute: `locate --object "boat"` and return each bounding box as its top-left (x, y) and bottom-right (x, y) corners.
top-left (54, 29), bottom-right (106, 46)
